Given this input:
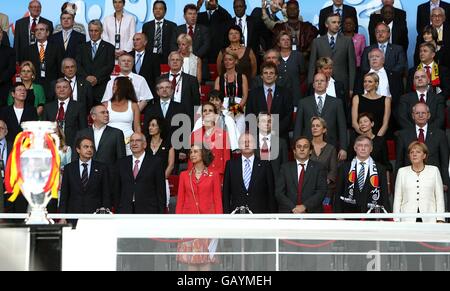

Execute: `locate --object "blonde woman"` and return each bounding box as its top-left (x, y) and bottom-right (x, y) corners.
top-left (177, 33), bottom-right (202, 84)
top-left (394, 142), bottom-right (445, 223)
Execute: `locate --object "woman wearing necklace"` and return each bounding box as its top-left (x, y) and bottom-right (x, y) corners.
top-left (190, 103), bottom-right (231, 182)
top-left (148, 117), bottom-right (175, 210)
top-left (7, 61), bottom-right (45, 117)
top-left (216, 25), bottom-right (257, 82)
top-left (351, 72), bottom-right (391, 137)
top-left (176, 144), bottom-right (223, 271)
top-left (394, 141), bottom-right (445, 223)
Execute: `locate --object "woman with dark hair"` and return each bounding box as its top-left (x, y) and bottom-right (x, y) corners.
top-left (276, 30), bottom-right (305, 105)
top-left (103, 76), bottom-right (141, 155)
top-left (176, 144), bottom-right (223, 271)
top-left (348, 112), bottom-right (392, 172)
top-left (190, 102), bottom-right (231, 181)
top-left (414, 25), bottom-right (446, 66)
top-left (216, 25), bottom-right (257, 81)
top-left (148, 116), bottom-right (175, 209)
top-left (343, 16), bottom-right (366, 69)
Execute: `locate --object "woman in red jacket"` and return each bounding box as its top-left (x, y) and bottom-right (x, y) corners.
top-left (176, 144), bottom-right (223, 271)
top-left (189, 102), bottom-right (231, 182)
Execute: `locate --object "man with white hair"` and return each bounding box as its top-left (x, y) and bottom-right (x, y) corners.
top-left (417, 0), bottom-right (450, 34)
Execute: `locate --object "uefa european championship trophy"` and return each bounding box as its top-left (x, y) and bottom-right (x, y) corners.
top-left (5, 122), bottom-right (60, 225)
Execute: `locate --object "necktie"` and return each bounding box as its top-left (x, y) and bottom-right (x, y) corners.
top-left (63, 30), bottom-right (69, 50)
top-left (243, 159), bottom-right (251, 190)
top-left (31, 18), bottom-right (37, 33)
top-left (39, 43), bottom-right (45, 63)
top-left (437, 27), bottom-right (443, 43)
top-left (155, 21), bottom-right (162, 54)
top-left (171, 73), bottom-right (179, 90)
top-left (330, 36), bottom-right (335, 50)
top-left (425, 66), bottom-right (432, 83)
top-left (358, 162), bottom-right (366, 191)
top-left (188, 25), bottom-right (194, 38)
top-left (208, 10), bottom-right (212, 21)
top-left (92, 42), bottom-right (97, 59)
top-left (297, 164), bottom-right (305, 205)
top-left (266, 88), bottom-right (273, 112)
top-left (317, 96), bottom-right (324, 116)
top-left (380, 44), bottom-right (386, 55)
top-left (133, 160), bottom-right (140, 179)
top-left (81, 163), bottom-right (89, 190)
top-left (420, 93), bottom-right (425, 103)
top-left (238, 18), bottom-right (243, 29)
top-left (336, 8), bottom-right (342, 17)
top-left (418, 128), bottom-right (425, 143)
top-left (135, 53), bottom-right (143, 74)
top-left (57, 102), bottom-right (65, 121)
top-left (161, 101), bottom-right (168, 117)
top-left (260, 137), bottom-right (270, 161)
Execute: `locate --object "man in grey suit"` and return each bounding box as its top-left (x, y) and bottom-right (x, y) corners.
top-left (276, 136), bottom-right (327, 214)
top-left (294, 73), bottom-right (348, 161)
top-left (73, 104), bottom-right (126, 165)
top-left (308, 13), bottom-right (356, 96)
top-left (398, 69), bottom-right (445, 130)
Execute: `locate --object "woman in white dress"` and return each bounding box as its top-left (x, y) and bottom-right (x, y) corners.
top-left (177, 33), bottom-right (202, 84)
top-left (103, 77), bottom-right (141, 155)
top-left (102, 0), bottom-right (136, 58)
top-left (394, 141), bottom-right (445, 223)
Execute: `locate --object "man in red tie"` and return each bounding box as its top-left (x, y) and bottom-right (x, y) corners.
top-left (275, 137), bottom-right (327, 214)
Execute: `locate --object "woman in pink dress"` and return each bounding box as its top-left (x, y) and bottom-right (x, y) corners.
top-left (343, 16), bottom-right (366, 69)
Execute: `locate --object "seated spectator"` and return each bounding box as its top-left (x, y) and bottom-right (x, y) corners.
top-left (103, 76), bottom-right (141, 156)
top-left (177, 33), bottom-right (202, 84)
top-left (8, 61), bottom-right (45, 116)
top-left (352, 72), bottom-right (391, 137)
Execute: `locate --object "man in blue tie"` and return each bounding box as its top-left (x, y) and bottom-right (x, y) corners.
top-left (318, 0), bottom-right (358, 35)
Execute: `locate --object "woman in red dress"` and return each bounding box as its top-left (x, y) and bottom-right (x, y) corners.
top-left (176, 144), bottom-right (223, 271)
top-left (189, 102), bottom-right (231, 181)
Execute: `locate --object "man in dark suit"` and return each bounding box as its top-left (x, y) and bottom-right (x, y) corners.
top-left (246, 62), bottom-right (293, 141)
top-left (59, 136), bottom-right (111, 215)
top-left (73, 104), bottom-right (126, 165)
top-left (318, 0), bottom-right (358, 35)
top-left (223, 132), bottom-right (276, 214)
top-left (130, 33), bottom-right (161, 97)
top-left (228, 0), bottom-right (259, 61)
top-left (250, 0), bottom-right (283, 51)
top-left (162, 51), bottom-right (200, 128)
top-left (417, 0), bottom-right (450, 34)
top-left (143, 77), bottom-right (186, 140)
top-left (0, 30), bottom-right (15, 106)
top-left (142, 0), bottom-right (178, 63)
top-left (396, 102), bottom-right (450, 188)
top-left (49, 11), bottom-right (85, 59)
top-left (25, 23), bottom-right (63, 99)
top-left (116, 133), bottom-right (166, 214)
top-left (43, 79), bottom-right (87, 147)
top-left (361, 23), bottom-right (408, 74)
top-left (369, 5), bottom-right (409, 53)
top-left (48, 58), bottom-right (93, 111)
top-left (398, 69), bottom-right (445, 130)
top-left (254, 112), bottom-right (288, 177)
top-left (14, 0), bottom-right (53, 63)
top-left (0, 83), bottom-right (38, 144)
top-left (177, 4), bottom-right (210, 63)
top-left (370, 0), bottom-right (407, 22)
top-left (276, 136), bottom-right (327, 214)
top-left (309, 13), bottom-right (356, 94)
top-left (0, 120), bottom-right (11, 213)
top-left (0, 29), bottom-right (10, 47)
top-left (430, 7), bottom-right (450, 55)
top-left (334, 135), bottom-right (390, 213)
top-left (76, 20), bottom-right (115, 104)
top-left (295, 73), bottom-right (348, 161)
top-left (197, 0), bottom-right (232, 65)
top-left (407, 42), bottom-right (450, 98)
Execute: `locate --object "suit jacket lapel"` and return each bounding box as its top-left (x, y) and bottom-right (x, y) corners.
top-left (321, 95), bottom-right (331, 116)
top-left (259, 87), bottom-right (269, 112)
top-left (97, 126), bottom-right (109, 152)
top-left (65, 100), bottom-right (75, 121)
top-left (309, 96), bottom-right (319, 116)
top-left (135, 154), bottom-right (148, 180)
top-left (322, 36), bottom-right (333, 55)
top-left (247, 159), bottom-right (261, 193)
top-left (303, 162), bottom-right (313, 189)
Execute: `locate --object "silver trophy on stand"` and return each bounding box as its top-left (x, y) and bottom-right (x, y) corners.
top-left (6, 122), bottom-right (60, 225)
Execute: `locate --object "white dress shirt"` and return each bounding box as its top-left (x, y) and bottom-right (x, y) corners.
top-left (259, 133), bottom-right (272, 151)
top-left (36, 40), bottom-right (48, 55)
top-left (66, 76), bottom-right (78, 101)
top-left (369, 67), bottom-right (391, 97)
top-left (356, 158), bottom-right (369, 183)
top-left (132, 151), bottom-right (146, 172)
top-left (328, 33), bottom-right (338, 45)
top-left (314, 93), bottom-right (327, 107)
top-left (296, 159), bottom-right (309, 181)
top-left (242, 154), bottom-right (255, 178)
top-left (13, 106), bottom-right (24, 124)
top-left (387, 22), bottom-right (393, 43)
top-left (416, 124), bottom-right (428, 140)
top-left (416, 90), bottom-right (428, 102)
top-left (79, 159), bottom-right (92, 178)
top-left (93, 124), bottom-right (107, 150)
top-left (263, 84), bottom-right (276, 102)
top-left (169, 71), bottom-right (183, 103)
top-left (57, 98), bottom-right (70, 117)
top-left (102, 72), bottom-right (154, 102)
top-left (236, 15), bottom-right (248, 47)
top-left (102, 12), bottom-right (136, 52)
